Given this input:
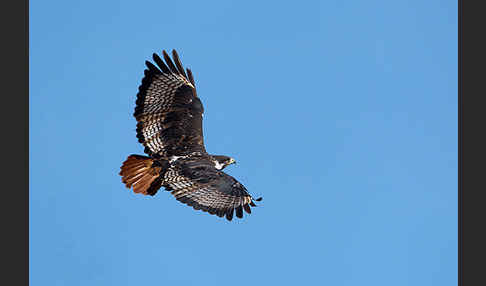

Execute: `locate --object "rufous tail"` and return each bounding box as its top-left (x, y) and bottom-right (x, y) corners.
top-left (119, 155), bottom-right (163, 196)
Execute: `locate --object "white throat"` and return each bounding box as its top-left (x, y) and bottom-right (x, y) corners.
top-left (213, 160), bottom-right (225, 170)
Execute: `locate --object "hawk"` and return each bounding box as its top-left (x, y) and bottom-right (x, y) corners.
top-left (119, 50), bottom-right (262, 221)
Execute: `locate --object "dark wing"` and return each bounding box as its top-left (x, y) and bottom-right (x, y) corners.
top-left (134, 50), bottom-right (205, 158)
top-left (164, 158), bottom-right (261, 221)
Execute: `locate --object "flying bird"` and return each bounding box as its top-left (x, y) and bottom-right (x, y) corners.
top-left (119, 50), bottom-right (261, 221)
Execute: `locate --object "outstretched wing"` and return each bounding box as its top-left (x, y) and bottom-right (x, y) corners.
top-left (134, 50), bottom-right (205, 158)
top-left (164, 158), bottom-right (261, 221)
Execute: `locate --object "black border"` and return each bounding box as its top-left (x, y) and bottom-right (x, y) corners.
top-left (1, 0), bottom-right (29, 285)
top-left (460, 0), bottom-right (486, 285)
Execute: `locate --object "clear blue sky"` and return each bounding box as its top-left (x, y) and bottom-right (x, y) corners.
top-left (30, 0), bottom-right (457, 285)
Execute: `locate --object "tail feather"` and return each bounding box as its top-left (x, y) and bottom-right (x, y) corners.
top-left (133, 173), bottom-right (155, 194)
top-left (124, 172), bottom-right (145, 187)
top-left (119, 155), bottom-right (163, 196)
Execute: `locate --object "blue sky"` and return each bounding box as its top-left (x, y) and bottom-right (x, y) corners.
top-left (30, 0), bottom-right (457, 285)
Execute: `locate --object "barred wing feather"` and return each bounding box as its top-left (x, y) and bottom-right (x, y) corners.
top-left (134, 50), bottom-right (205, 158)
top-left (165, 158), bottom-right (261, 221)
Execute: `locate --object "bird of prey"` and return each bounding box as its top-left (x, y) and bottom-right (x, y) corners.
top-left (119, 50), bottom-right (261, 221)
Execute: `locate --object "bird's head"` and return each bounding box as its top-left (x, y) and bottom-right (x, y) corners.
top-left (211, 155), bottom-right (236, 170)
